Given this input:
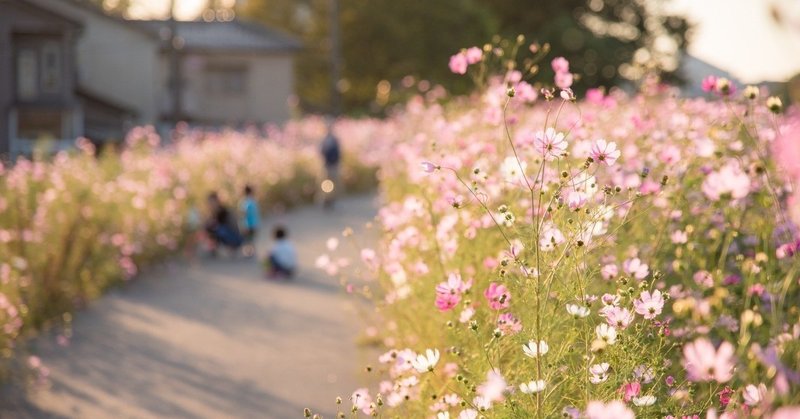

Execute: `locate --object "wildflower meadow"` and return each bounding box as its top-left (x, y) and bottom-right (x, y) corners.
top-left (313, 39), bottom-right (800, 418)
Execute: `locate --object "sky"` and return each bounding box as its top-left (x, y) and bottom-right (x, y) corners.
top-left (131, 0), bottom-right (800, 83)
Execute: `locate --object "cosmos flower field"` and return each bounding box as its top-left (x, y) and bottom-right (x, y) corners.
top-left (315, 43), bottom-right (800, 418)
top-left (0, 37), bottom-right (799, 418)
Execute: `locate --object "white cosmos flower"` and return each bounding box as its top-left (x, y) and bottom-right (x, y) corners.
top-left (589, 363), bottom-right (610, 384)
top-left (595, 324), bottom-right (618, 345)
top-left (743, 383), bottom-right (768, 406)
top-left (436, 412), bottom-right (450, 419)
top-left (519, 380), bottom-right (546, 394)
top-left (411, 348), bottom-right (440, 373)
top-left (522, 340), bottom-right (549, 358)
top-left (566, 304), bottom-right (590, 318)
top-left (632, 395), bottom-right (657, 406)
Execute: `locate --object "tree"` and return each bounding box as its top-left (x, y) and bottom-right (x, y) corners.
top-left (479, 0), bottom-right (689, 88)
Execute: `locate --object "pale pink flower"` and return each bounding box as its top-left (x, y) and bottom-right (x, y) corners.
top-left (589, 363), bottom-right (610, 384)
top-left (742, 383), bottom-right (768, 406)
top-left (496, 312), bottom-right (522, 335)
top-left (477, 369), bottom-right (507, 403)
top-left (590, 139), bottom-right (621, 166)
top-left (682, 338), bottom-right (735, 383)
top-left (464, 47), bottom-right (483, 64)
top-left (585, 400), bottom-right (634, 419)
top-left (555, 72), bottom-right (574, 89)
top-left (601, 264), bottom-right (618, 280)
top-left (773, 406), bottom-right (800, 419)
top-left (484, 282), bottom-right (511, 310)
top-left (551, 57), bottom-right (569, 73)
top-left (634, 290), bottom-right (664, 320)
top-left (701, 161), bottom-right (751, 201)
top-left (351, 388), bottom-right (373, 415)
top-left (623, 257), bottom-right (649, 280)
top-left (534, 128), bottom-right (568, 161)
top-left (449, 53), bottom-right (468, 75)
top-left (604, 307), bottom-right (635, 329)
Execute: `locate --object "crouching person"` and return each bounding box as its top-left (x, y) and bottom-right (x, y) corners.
top-left (266, 225), bottom-right (296, 279)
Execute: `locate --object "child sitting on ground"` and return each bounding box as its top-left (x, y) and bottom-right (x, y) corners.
top-left (266, 225), bottom-right (297, 279)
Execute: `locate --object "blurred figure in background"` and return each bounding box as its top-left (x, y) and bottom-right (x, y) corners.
top-left (266, 225), bottom-right (297, 279)
top-left (320, 118), bottom-right (341, 209)
top-left (240, 185), bottom-right (260, 257)
top-left (205, 192), bottom-right (243, 256)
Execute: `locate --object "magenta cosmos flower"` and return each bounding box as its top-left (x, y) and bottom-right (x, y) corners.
top-left (534, 128), bottom-right (568, 161)
top-left (484, 282), bottom-right (511, 310)
top-left (590, 139), bottom-right (621, 166)
top-left (682, 337), bottom-right (736, 383)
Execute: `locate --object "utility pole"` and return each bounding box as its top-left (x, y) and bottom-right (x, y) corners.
top-left (329, 0), bottom-right (342, 116)
top-left (168, 0), bottom-right (183, 124)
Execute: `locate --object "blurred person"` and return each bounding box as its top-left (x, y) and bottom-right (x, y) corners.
top-left (265, 225), bottom-right (297, 279)
top-left (183, 203), bottom-right (204, 260)
top-left (240, 185), bottom-right (260, 257)
top-left (205, 192), bottom-right (243, 256)
top-left (320, 118), bottom-right (341, 209)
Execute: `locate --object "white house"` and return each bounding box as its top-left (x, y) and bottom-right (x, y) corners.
top-left (137, 20), bottom-right (301, 126)
top-left (1, 0), bottom-right (300, 157)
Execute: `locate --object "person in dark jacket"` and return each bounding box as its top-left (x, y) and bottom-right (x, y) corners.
top-left (320, 118), bottom-right (341, 209)
top-left (205, 192), bottom-right (242, 255)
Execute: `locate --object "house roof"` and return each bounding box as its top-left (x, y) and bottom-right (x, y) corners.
top-left (25, 0), bottom-right (158, 39)
top-left (136, 20), bottom-right (302, 54)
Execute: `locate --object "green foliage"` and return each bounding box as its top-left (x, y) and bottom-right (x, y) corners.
top-left (236, 0), bottom-right (689, 113)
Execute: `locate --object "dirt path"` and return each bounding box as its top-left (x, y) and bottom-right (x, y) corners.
top-left (2, 194), bottom-right (379, 419)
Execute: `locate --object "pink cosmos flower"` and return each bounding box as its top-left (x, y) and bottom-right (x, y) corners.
top-left (567, 191), bottom-right (587, 211)
top-left (701, 75), bottom-right (717, 93)
top-left (622, 257), bottom-right (649, 280)
top-left (742, 383), bottom-right (768, 406)
top-left (449, 53), bottom-right (468, 75)
top-left (477, 369), bottom-right (507, 403)
top-left (351, 388), bottom-right (374, 415)
top-left (555, 72), bottom-right (574, 89)
top-left (465, 47), bottom-right (483, 64)
top-left (682, 338), bottom-right (736, 383)
top-left (604, 307), bottom-right (635, 329)
top-left (585, 400), bottom-right (634, 419)
top-left (534, 128), bottom-right (568, 161)
top-left (633, 290), bottom-right (664, 320)
top-left (551, 57), bottom-right (569, 73)
top-left (496, 312), bottom-right (522, 335)
top-left (484, 282), bottom-right (510, 310)
top-left (619, 382), bottom-right (641, 402)
top-left (773, 406), bottom-right (800, 419)
top-left (601, 264), bottom-right (618, 280)
top-left (420, 161), bottom-right (438, 173)
top-left (590, 139), bottom-right (621, 166)
top-left (701, 161), bottom-right (751, 201)
top-left (435, 293), bottom-right (460, 312)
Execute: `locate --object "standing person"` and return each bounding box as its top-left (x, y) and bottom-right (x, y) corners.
top-left (205, 192), bottom-right (242, 256)
top-left (240, 185), bottom-right (260, 257)
top-left (320, 118), bottom-right (341, 209)
top-left (265, 225), bottom-right (297, 279)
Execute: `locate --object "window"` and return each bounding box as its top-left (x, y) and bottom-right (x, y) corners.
top-left (41, 42), bottom-right (62, 94)
top-left (16, 109), bottom-right (64, 140)
top-left (17, 49), bottom-right (38, 100)
top-left (206, 66), bottom-right (248, 96)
